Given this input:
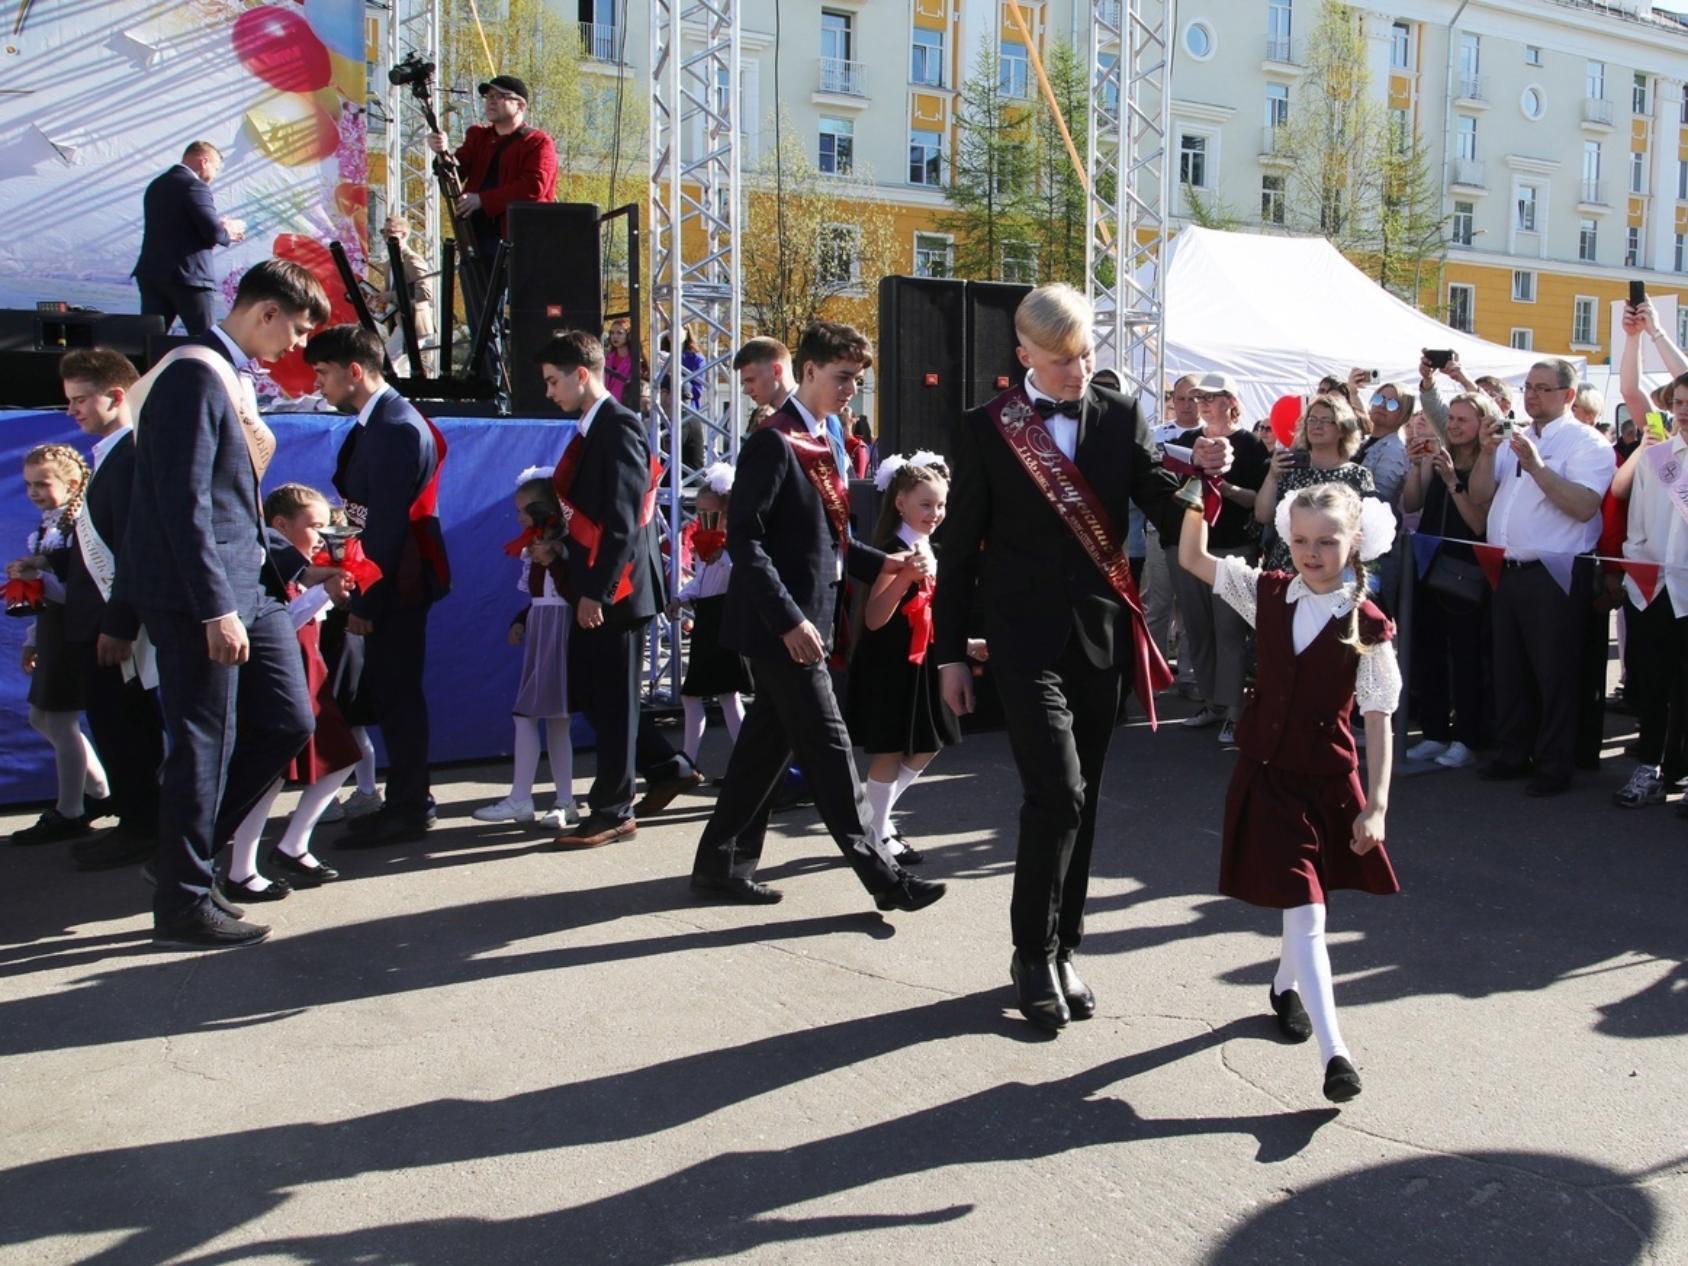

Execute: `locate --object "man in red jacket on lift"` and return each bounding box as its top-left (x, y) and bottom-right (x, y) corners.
top-left (425, 73), bottom-right (558, 266)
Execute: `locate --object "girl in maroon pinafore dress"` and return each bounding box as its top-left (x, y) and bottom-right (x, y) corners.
top-left (1177, 480), bottom-right (1402, 1104)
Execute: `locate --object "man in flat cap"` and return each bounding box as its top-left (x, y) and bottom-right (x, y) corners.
top-left (426, 73), bottom-right (558, 267)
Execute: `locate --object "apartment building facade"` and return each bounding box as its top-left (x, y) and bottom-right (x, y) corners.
top-left (575, 0), bottom-right (1688, 364)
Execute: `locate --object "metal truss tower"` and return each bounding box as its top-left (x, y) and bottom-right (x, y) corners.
top-left (648, 0), bottom-right (743, 698)
top-left (1088, 0), bottom-right (1173, 402)
top-left (371, 0), bottom-right (442, 297)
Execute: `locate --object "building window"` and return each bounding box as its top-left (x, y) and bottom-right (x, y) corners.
top-left (1512, 269), bottom-right (1536, 302)
top-left (1448, 283), bottom-right (1474, 334)
top-left (1389, 107), bottom-right (1411, 150)
top-left (818, 117), bottom-right (853, 175)
top-left (821, 11), bottom-right (852, 62)
top-left (1100, 52), bottom-right (1120, 115)
top-left (1179, 132), bottom-right (1209, 188)
top-left (1583, 139), bottom-right (1601, 184)
top-left (1262, 173), bottom-right (1285, 225)
top-left (1626, 226), bottom-right (1641, 266)
top-left (1390, 21), bottom-right (1410, 70)
top-left (1515, 186), bottom-right (1538, 233)
top-left (1456, 115), bottom-right (1477, 161)
top-left (1586, 61), bottom-right (1605, 101)
top-left (1267, 0), bottom-right (1292, 60)
top-left (1579, 218), bottom-right (1598, 262)
top-left (1573, 296), bottom-right (1596, 346)
top-left (1451, 201), bottom-right (1474, 246)
top-left (1630, 149), bottom-right (1646, 195)
top-left (1632, 71), bottom-right (1649, 115)
top-left (913, 232), bottom-right (953, 278)
top-left (1000, 40), bottom-right (1030, 97)
top-left (818, 223), bottom-right (860, 286)
top-left (1458, 33), bottom-right (1480, 96)
top-left (1265, 83), bottom-right (1289, 130)
top-left (1001, 241), bottom-right (1038, 284)
top-left (1510, 328), bottom-right (1533, 350)
top-left (1185, 21), bottom-right (1215, 60)
top-left (1521, 87), bottom-right (1542, 120)
top-left (1525, 45), bottom-right (1542, 67)
top-left (1680, 159), bottom-right (1688, 200)
top-left (1679, 308), bottom-right (1688, 349)
top-left (909, 129), bottom-right (943, 186)
top-left (1676, 233), bottom-right (1685, 274)
top-left (910, 27), bottom-right (944, 87)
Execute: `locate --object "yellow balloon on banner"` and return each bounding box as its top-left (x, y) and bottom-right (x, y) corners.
top-left (328, 48), bottom-right (364, 103)
top-left (244, 89), bottom-right (341, 167)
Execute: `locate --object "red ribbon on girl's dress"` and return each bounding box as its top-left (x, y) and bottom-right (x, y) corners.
top-left (691, 527), bottom-right (727, 560)
top-left (902, 577), bottom-right (935, 664)
top-left (2, 576), bottom-right (44, 611)
top-left (503, 526), bottom-right (540, 557)
top-left (311, 539), bottom-right (383, 593)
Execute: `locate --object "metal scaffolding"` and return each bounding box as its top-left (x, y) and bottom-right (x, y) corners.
top-left (648, 0), bottom-right (743, 699)
top-left (1088, 0), bottom-right (1173, 401)
top-left (369, 0), bottom-right (442, 315)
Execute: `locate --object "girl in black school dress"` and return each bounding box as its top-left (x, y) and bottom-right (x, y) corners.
top-left (847, 452), bottom-right (973, 866)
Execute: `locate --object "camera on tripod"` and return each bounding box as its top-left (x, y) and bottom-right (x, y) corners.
top-left (387, 52), bottom-right (435, 89)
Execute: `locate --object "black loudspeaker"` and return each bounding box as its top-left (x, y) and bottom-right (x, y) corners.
top-left (964, 280), bottom-right (1031, 408)
top-left (0, 310), bottom-right (164, 361)
top-left (506, 202), bottom-right (604, 413)
top-left (875, 276), bottom-right (965, 457)
top-left (144, 332), bottom-right (196, 371)
top-left (0, 349), bottom-right (75, 408)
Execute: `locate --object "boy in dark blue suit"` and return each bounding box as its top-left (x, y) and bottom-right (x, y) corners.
top-left (125, 261), bottom-right (327, 949)
top-left (131, 141), bottom-right (246, 336)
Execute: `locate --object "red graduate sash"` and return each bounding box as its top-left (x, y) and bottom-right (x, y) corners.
top-left (987, 388), bottom-right (1175, 727)
top-left (770, 416), bottom-right (851, 543)
top-left (1159, 442), bottom-right (1223, 526)
top-left (552, 432), bottom-right (663, 605)
top-left (409, 418), bottom-right (450, 588)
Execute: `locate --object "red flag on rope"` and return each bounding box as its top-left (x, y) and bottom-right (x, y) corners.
top-left (1472, 543), bottom-right (1506, 592)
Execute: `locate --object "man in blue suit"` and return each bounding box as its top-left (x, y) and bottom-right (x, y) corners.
top-left (132, 141), bottom-right (246, 336)
top-left (125, 260), bottom-right (327, 949)
top-left (308, 325), bottom-right (450, 847)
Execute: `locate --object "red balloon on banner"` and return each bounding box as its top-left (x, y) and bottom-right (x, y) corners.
top-left (1269, 394), bottom-right (1303, 447)
top-left (233, 7), bottom-right (332, 94)
top-left (265, 234), bottom-right (359, 397)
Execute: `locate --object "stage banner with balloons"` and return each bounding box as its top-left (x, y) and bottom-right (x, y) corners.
top-left (0, 0), bottom-right (367, 397)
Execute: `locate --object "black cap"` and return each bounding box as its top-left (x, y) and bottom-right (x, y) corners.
top-left (478, 74), bottom-right (529, 103)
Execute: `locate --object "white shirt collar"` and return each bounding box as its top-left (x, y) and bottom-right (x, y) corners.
top-left (209, 324), bottom-right (254, 373)
top-left (91, 426), bottom-right (130, 471)
top-left (788, 395), bottom-right (826, 436)
top-left (576, 392), bottom-right (611, 436)
top-left (1023, 371), bottom-right (1056, 405)
top-left (354, 384), bottom-right (393, 428)
top-left (896, 521), bottom-right (928, 549)
top-left (1286, 570), bottom-right (1358, 616)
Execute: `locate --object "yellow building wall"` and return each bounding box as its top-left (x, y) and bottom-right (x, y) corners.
top-left (1445, 261), bottom-right (1688, 361)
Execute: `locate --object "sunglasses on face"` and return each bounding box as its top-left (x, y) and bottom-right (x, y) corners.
top-left (1373, 397), bottom-right (1400, 411)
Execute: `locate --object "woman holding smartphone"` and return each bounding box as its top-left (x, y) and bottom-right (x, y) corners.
top-left (1254, 394), bottom-right (1375, 573)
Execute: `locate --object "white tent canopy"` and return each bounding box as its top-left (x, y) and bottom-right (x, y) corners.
top-left (1113, 226), bottom-right (1583, 422)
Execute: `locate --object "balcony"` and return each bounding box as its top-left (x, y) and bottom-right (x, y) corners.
top-left (1455, 75), bottom-right (1488, 107)
top-left (1582, 97), bottom-right (1615, 128)
top-left (818, 57), bottom-right (867, 97)
top-left (1578, 179), bottom-right (1610, 210)
top-left (1450, 158), bottom-right (1486, 190)
top-left (1259, 125), bottom-right (1293, 163)
top-left (1263, 35), bottom-right (1305, 70)
top-left (579, 22), bottom-right (623, 64)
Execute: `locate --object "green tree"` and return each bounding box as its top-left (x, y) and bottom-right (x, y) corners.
top-left (1024, 39), bottom-right (1090, 286)
top-left (939, 40), bottom-right (1036, 281)
top-left (1376, 113), bottom-right (1448, 304)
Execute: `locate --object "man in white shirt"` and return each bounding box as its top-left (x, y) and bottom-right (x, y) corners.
top-left (1469, 358), bottom-right (1614, 796)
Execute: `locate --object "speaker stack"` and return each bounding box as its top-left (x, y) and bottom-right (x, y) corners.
top-left (505, 202), bottom-right (605, 413)
top-left (0, 310), bottom-right (168, 408)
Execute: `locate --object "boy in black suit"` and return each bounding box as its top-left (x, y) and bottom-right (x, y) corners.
top-left (57, 349), bottom-right (164, 871)
top-left (125, 261), bottom-right (328, 949)
top-left (131, 141), bottom-right (246, 336)
top-left (688, 322), bottom-right (945, 913)
top-left (934, 285), bottom-right (1231, 1029)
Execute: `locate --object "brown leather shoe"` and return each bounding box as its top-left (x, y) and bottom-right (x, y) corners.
top-left (546, 815), bottom-right (637, 850)
top-left (633, 770), bottom-right (706, 816)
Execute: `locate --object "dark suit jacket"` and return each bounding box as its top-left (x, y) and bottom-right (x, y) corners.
top-left (556, 396), bottom-right (662, 625)
top-left (721, 398), bottom-right (889, 660)
top-left (123, 334), bottom-right (267, 624)
top-left (333, 387), bottom-right (446, 619)
top-left (132, 166), bottom-right (230, 290)
top-left (933, 384), bottom-right (1184, 672)
top-left (63, 431), bottom-right (142, 644)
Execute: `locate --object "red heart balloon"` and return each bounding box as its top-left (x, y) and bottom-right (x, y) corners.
top-left (1269, 394), bottom-right (1304, 448)
top-left (233, 7), bottom-right (332, 94)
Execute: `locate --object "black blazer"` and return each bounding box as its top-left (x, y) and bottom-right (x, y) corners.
top-left (123, 334), bottom-right (268, 623)
top-left (62, 431), bottom-right (142, 644)
top-left (720, 397), bottom-right (889, 660)
top-left (933, 384), bottom-right (1184, 673)
top-left (132, 165), bottom-right (231, 290)
top-left (333, 387), bottom-right (448, 619)
top-left (558, 396), bottom-right (663, 624)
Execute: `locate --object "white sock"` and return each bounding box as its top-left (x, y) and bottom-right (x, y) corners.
top-left (32, 707), bottom-right (98, 818)
top-left (681, 696), bottom-right (707, 763)
top-left (79, 730), bottom-right (110, 802)
top-left (864, 777), bottom-right (896, 845)
top-left (890, 760), bottom-right (925, 809)
top-left (511, 715), bottom-right (540, 802)
top-left (1279, 903), bottom-right (1349, 1065)
top-left (227, 778), bottom-right (285, 885)
top-left (544, 716), bottom-right (574, 805)
top-left (721, 693), bottom-right (745, 743)
top-left (351, 727), bottom-right (377, 795)
top-left (278, 766), bottom-right (355, 858)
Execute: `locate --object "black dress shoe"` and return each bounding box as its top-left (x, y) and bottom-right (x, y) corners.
top-left (71, 827), bottom-right (157, 870)
top-left (1477, 760), bottom-right (1530, 782)
top-left (887, 835), bottom-right (925, 866)
top-left (1055, 950), bottom-right (1096, 1019)
top-left (634, 769), bottom-right (706, 816)
top-left (689, 874), bottom-right (783, 904)
top-left (1524, 774), bottom-right (1571, 798)
top-left (1323, 1055), bottom-right (1362, 1103)
top-left (153, 903), bottom-right (270, 950)
top-left (270, 851), bottom-right (339, 886)
top-left (1010, 951), bottom-right (1070, 1030)
top-left (874, 874), bottom-right (946, 912)
top-left (223, 874), bottom-right (292, 903)
top-left (1269, 986), bottom-right (1313, 1042)
top-left (10, 809), bottom-right (93, 846)
top-left (80, 795), bottom-right (115, 825)
top-left (339, 806), bottom-right (435, 848)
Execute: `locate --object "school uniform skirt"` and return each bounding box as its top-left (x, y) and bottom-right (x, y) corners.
top-left (1219, 759), bottom-right (1399, 908)
top-left (26, 605), bottom-right (84, 712)
top-left (681, 595), bottom-right (752, 697)
top-left (846, 623), bottom-right (961, 756)
top-left (288, 621), bottom-right (363, 782)
top-left (514, 597), bottom-right (571, 718)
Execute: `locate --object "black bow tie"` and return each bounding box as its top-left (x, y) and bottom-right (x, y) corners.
top-left (1033, 397), bottom-right (1082, 420)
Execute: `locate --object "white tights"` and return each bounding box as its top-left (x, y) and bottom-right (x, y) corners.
top-left (227, 767), bottom-right (358, 889)
top-left (681, 694), bottom-right (745, 763)
top-left (1272, 903), bottom-right (1349, 1065)
top-left (227, 778), bottom-right (285, 885)
top-left (350, 726), bottom-right (377, 796)
top-left (278, 765), bottom-right (356, 859)
top-left (29, 707), bottom-right (108, 818)
top-left (510, 715), bottom-right (573, 804)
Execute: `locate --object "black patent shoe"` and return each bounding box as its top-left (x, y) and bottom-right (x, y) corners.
top-left (1269, 986), bottom-right (1313, 1042)
top-left (874, 874), bottom-right (946, 912)
top-left (223, 874), bottom-right (292, 903)
top-left (270, 851), bottom-right (340, 886)
top-left (1323, 1055), bottom-right (1362, 1103)
top-left (1055, 950), bottom-right (1096, 1019)
top-left (1010, 951), bottom-right (1070, 1030)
